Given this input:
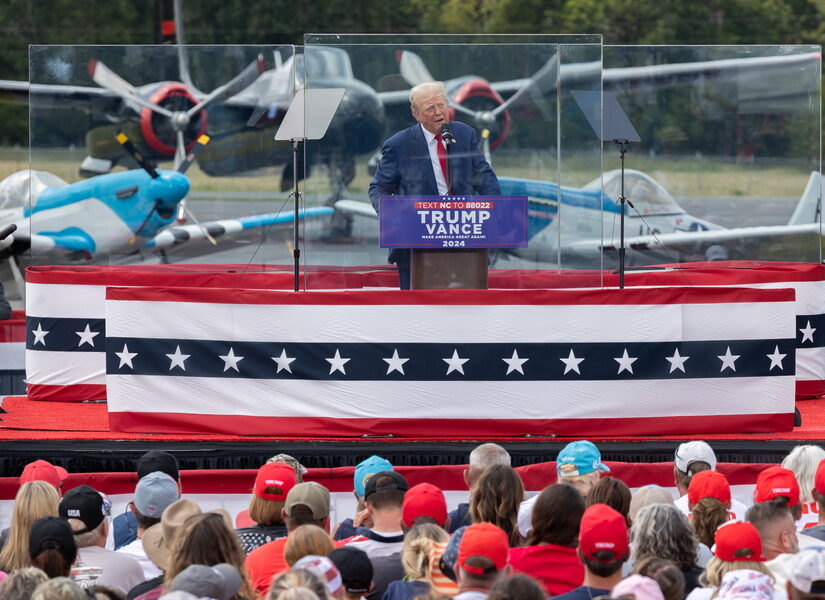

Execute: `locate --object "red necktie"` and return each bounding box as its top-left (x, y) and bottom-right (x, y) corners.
top-left (435, 133), bottom-right (450, 194)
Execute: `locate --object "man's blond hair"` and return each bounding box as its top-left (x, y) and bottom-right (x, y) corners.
top-left (409, 81), bottom-right (447, 111)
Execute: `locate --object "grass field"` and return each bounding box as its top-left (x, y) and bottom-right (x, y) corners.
top-left (2, 146), bottom-right (817, 201)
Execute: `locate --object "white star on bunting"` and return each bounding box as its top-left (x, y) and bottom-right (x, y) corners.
top-left (166, 346), bottom-right (190, 371)
top-left (272, 349), bottom-right (296, 374)
top-left (76, 324), bottom-right (100, 347)
top-left (718, 347), bottom-right (740, 372)
top-left (443, 349), bottom-right (469, 375)
top-left (325, 349), bottom-right (350, 375)
top-left (614, 348), bottom-right (638, 374)
top-left (383, 349), bottom-right (409, 375)
top-left (219, 347), bottom-right (244, 372)
top-left (502, 349), bottom-right (528, 375)
top-left (800, 321), bottom-right (816, 344)
top-left (560, 349), bottom-right (584, 375)
top-left (115, 344), bottom-right (137, 369)
top-left (665, 348), bottom-right (690, 374)
top-left (32, 323), bottom-right (49, 346)
top-left (766, 345), bottom-right (787, 371)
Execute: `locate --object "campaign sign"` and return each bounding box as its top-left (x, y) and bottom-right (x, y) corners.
top-left (379, 195), bottom-right (528, 249)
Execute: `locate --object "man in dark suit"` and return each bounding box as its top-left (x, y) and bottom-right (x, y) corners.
top-left (369, 81), bottom-right (500, 289)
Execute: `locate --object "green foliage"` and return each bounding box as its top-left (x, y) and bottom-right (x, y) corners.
top-left (0, 0), bottom-right (820, 149)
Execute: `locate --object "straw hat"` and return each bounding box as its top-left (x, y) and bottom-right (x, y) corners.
top-left (143, 498), bottom-right (232, 571)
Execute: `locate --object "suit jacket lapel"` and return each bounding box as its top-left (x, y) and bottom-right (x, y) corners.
top-left (409, 125), bottom-right (439, 196)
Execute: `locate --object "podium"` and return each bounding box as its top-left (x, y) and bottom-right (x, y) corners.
top-left (411, 248), bottom-right (489, 289)
top-left (379, 195), bottom-right (528, 290)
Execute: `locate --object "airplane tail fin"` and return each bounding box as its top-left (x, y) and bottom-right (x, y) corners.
top-left (787, 171), bottom-right (822, 226)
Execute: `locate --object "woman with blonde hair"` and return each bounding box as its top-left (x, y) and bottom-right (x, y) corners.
top-left (284, 525), bottom-right (335, 567)
top-left (686, 521), bottom-right (772, 600)
top-left (383, 523), bottom-right (449, 599)
top-left (782, 444), bottom-right (825, 527)
top-left (268, 569), bottom-right (327, 600)
top-left (0, 481), bottom-right (60, 573)
top-left (469, 464), bottom-right (524, 546)
top-left (163, 511), bottom-right (256, 600)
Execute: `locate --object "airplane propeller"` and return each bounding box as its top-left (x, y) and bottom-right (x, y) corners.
top-left (117, 132), bottom-right (216, 244)
top-left (90, 55), bottom-right (267, 175)
top-left (397, 50), bottom-right (559, 144)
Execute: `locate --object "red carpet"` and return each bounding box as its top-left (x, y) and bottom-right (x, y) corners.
top-left (1, 394), bottom-right (824, 443)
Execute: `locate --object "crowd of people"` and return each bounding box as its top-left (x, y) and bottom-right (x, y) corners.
top-left (2, 441), bottom-right (825, 600)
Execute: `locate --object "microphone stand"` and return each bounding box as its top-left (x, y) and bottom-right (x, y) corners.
top-left (613, 138), bottom-right (634, 289)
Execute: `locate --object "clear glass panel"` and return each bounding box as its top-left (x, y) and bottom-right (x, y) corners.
top-left (302, 34), bottom-right (603, 289)
top-left (27, 45), bottom-right (299, 270)
top-left (602, 45), bottom-right (822, 267)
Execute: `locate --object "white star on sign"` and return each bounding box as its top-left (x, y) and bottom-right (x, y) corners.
top-left (325, 349), bottom-right (350, 375)
top-left (560, 349), bottom-right (584, 375)
top-left (32, 323), bottom-right (49, 346)
top-left (665, 348), bottom-right (690, 374)
top-left (115, 344), bottom-right (137, 369)
top-left (166, 345), bottom-right (190, 371)
top-left (718, 346), bottom-right (740, 372)
top-left (800, 320), bottom-right (816, 344)
top-left (383, 349), bottom-right (409, 375)
top-left (443, 349), bottom-right (469, 375)
top-left (76, 324), bottom-right (100, 347)
top-left (219, 347), bottom-right (244, 372)
top-left (271, 349), bottom-right (296, 374)
top-left (767, 345), bottom-right (787, 371)
top-left (614, 348), bottom-right (638, 374)
top-left (502, 349), bottom-right (529, 375)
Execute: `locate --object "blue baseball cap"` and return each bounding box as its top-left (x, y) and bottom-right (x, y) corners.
top-left (354, 455), bottom-right (393, 498)
top-left (556, 440), bottom-right (610, 477)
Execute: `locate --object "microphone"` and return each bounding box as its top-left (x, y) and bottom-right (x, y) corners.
top-left (0, 223), bottom-right (17, 241)
top-left (439, 123), bottom-right (455, 145)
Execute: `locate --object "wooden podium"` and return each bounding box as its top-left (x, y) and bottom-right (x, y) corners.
top-left (410, 248), bottom-right (488, 290)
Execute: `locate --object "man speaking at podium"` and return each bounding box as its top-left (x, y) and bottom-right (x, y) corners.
top-left (369, 81), bottom-right (500, 289)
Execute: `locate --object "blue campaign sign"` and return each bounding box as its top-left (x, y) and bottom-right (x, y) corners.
top-left (379, 195), bottom-right (528, 249)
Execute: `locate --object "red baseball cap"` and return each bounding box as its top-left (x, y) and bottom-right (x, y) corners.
top-left (754, 466), bottom-right (799, 506)
top-left (20, 460), bottom-right (68, 490)
top-left (814, 459), bottom-right (825, 496)
top-left (688, 469), bottom-right (731, 506)
top-left (402, 483), bottom-right (448, 528)
top-left (253, 462), bottom-right (296, 501)
top-left (579, 503), bottom-right (629, 561)
top-left (713, 520), bottom-right (766, 562)
top-left (457, 522), bottom-right (509, 575)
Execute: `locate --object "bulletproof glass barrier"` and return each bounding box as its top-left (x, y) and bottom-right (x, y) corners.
top-left (600, 45), bottom-right (822, 267)
top-left (302, 34), bottom-right (605, 289)
top-left (26, 44), bottom-right (301, 271)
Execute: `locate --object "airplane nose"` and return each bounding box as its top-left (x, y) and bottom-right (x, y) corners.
top-left (152, 172), bottom-right (190, 220)
top-left (329, 82), bottom-right (385, 155)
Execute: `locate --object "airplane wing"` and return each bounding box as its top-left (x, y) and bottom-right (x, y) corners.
top-left (571, 223), bottom-right (824, 264)
top-left (377, 50), bottom-right (821, 104)
top-left (143, 206), bottom-right (334, 250)
top-left (0, 80), bottom-right (118, 112)
top-left (334, 199), bottom-right (377, 219)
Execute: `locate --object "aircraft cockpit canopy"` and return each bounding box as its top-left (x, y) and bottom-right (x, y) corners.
top-left (0, 170), bottom-right (68, 209)
top-left (296, 46), bottom-right (354, 82)
top-left (599, 169), bottom-right (685, 216)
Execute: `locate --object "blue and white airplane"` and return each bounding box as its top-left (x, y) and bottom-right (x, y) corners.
top-left (336, 168), bottom-right (823, 266)
top-left (0, 134), bottom-right (332, 262)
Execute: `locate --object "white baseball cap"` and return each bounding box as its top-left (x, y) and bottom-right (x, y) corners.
top-left (789, 547), bottom-right (825, 593)
top-left (674, 441), bottom-right (717, 473)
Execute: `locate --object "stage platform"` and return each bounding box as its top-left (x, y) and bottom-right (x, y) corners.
top-left (0, 394), bottom-right (822, 476)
